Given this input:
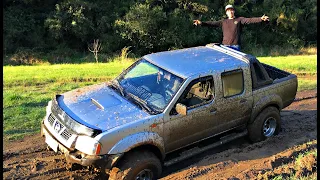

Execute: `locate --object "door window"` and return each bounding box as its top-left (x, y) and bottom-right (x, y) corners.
top-left (221, 69), bottom-right (244, 97)
top-left (178, 76), bottom-right (214, 109)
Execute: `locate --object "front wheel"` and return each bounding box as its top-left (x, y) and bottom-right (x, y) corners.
top-left (109, 150), bottom-right (162, 180)
top-left (247, 106), bottom-right (281, 143)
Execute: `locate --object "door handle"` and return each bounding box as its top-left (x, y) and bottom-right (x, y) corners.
top-left (210, 108), bottom-right (217, 114)
top-left (240, 99), bottom-right (247, 103)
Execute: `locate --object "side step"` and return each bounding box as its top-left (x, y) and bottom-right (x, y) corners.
top-left (163, 130), bottom-right (248, 167)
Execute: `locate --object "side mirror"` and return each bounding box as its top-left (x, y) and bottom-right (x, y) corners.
top-left (176, 103), bottom-right (187, 116)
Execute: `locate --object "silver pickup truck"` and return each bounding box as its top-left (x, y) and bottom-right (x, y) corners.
top-left (41, 44), bottom-right (297, 179)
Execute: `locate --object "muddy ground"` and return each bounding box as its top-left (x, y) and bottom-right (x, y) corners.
top-left (3, 90), bottom-right (317, 180)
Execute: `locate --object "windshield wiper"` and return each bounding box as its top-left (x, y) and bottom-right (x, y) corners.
top-left (127, 92), bottom-right (156, 114)
top-left (111, 79), bottom-right (125, 96)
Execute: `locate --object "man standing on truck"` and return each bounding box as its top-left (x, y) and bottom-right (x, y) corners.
top-left (193, 4), bottom-right (269, 51)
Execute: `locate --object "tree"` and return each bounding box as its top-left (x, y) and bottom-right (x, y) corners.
top-left (88, 39), bottom-right (102, 63)
top-left (44, 0), bottom-right (94, 50)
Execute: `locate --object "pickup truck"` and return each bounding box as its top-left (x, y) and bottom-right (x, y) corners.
top-left (41, 44), bottom-right (297, 179)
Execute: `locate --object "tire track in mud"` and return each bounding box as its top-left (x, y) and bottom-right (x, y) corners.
top-left (3, 149), bottom-right (102, 180)
top-left (3, 91), bottom-right (317, 180)
top-left (3, 141), bottom-right (103, 180)
top-left (3, 146), bottom-right (47, 160)
top-left (161, 94), bottom-right (317, 179)
top-left (293, 90), bottom-right (317, 102)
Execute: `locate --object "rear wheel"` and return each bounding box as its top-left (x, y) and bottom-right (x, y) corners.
top-left (109, 150), bottom-right (162, 180)
top-left (248, 106), bottom-right (281, 142)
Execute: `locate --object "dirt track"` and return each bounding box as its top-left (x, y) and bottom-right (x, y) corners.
top-left (3, 90), bottom-right (317, 179)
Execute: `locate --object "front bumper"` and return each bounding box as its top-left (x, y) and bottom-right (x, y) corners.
top-left (41, 122), bottom-right (121, 169)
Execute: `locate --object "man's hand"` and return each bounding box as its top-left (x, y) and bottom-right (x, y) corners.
top-left (261, 14), bottom-right (269, 21)
top-left (193, 20), bottom-right (202, 26)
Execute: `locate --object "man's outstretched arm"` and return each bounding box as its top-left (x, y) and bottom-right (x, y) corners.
top-left (240, 14), bottom-right (269, 24)
top-left (193, 19), bottom-right (222, 27)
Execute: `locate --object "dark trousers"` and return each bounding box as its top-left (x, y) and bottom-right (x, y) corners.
top-left (225, 45), bottom-right (240, 51)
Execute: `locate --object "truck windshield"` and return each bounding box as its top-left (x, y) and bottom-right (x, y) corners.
top-left (116, 59), bottom-right (183, 113)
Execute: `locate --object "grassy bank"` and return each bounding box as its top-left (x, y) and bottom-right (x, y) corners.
top-left (3, 55), bottom-right (317, 140)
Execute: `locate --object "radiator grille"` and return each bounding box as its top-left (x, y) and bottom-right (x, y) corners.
top-left (48, 114), bottom-right (55, 126)
top-left (47, 113), bottom-right (73, 141)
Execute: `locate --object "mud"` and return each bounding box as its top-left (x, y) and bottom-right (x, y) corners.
top-left (3, 90), bottom-right (317, 179)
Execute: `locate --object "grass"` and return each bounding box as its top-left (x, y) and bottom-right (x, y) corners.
top-left (4, 61), bottom-right (134, 87)
top-left (258, 55), bottom-right (317, 75)
top-left (3, 55), bottom-right (317, 141)
top-left (295, 149), bottom-right (317, 169)
top-left (3, 60), bottom-right (134, 141)
top-left (244, 45), bottom-right (317, 57)
top-left (297, 78), bottom-right (317, 91)
top-left (272, 172), bottom-right (317, 180)
top-left (271, 148), bottom-right (317, 180)
top-left (258, 55), bottom-right (317, 91)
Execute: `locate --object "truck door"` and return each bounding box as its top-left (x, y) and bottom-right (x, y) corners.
top-left (213, 68), bottom-right (253, 132)
top-left (163, 76), bottom-right (220, 152)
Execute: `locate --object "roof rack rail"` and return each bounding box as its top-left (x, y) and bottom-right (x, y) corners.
top-left (205, 43), bottom-right (251, 63)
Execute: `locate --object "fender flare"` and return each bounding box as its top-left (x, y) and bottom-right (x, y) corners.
top-left (249, 94), bottom-right (283, 124)
top-left (108, 132), bottom-right (165, 160)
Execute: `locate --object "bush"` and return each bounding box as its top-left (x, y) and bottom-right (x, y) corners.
top-left (5, 49), bottom-right (47, 65)
top-left (115, 3), bottom-right (167, 54)
top-left (4, 6), bottom-right (45, 53)
top-left (3, 0), bottom-right (317, 57)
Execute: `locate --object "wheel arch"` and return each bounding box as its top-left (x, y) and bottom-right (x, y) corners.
top-left (115, 144), bottom-right (164, 168)
top-left (108, 132), bottom-right (165, 163)
top-left (249, 94), bottom-right (282, 124)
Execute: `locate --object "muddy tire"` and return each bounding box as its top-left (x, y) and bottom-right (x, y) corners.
top-left (248, 106), bottom-right (281, 143)
top-left (109, 150), bottom-right (162, 180)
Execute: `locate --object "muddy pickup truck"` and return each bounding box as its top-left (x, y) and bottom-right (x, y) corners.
top-left (41, 44), bottom-right (297, 179)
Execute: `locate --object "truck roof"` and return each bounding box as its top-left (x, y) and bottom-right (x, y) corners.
top-left (143, 44), bottom-right (250, 79)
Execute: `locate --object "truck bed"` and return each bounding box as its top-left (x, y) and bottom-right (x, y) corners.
top-left (255, 63), bottom-right (298, 109)
top-left (262, 63), bottom-right (291, 80)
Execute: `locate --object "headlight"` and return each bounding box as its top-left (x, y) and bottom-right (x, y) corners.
top-left (75, 136), bottom-right (102, 155)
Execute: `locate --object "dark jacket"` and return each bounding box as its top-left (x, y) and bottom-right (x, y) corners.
top-left (202, 17), bottom-right (262, 45)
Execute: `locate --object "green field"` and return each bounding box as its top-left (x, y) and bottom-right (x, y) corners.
top-left (258, 55), bottom-right (317, 91)
top-left (258, 55), bottom-right (317, 75)
top-left (3, 55), bottom-right (317, 140)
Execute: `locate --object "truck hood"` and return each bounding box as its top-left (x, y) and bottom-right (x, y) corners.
top-left (56, 83), bottom-right (149, 131)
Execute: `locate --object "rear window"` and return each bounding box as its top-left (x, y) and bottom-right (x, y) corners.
top-left (253, 62), bottom-right (266, 81)
top-left (222, 69), bottom-right (244, 97)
